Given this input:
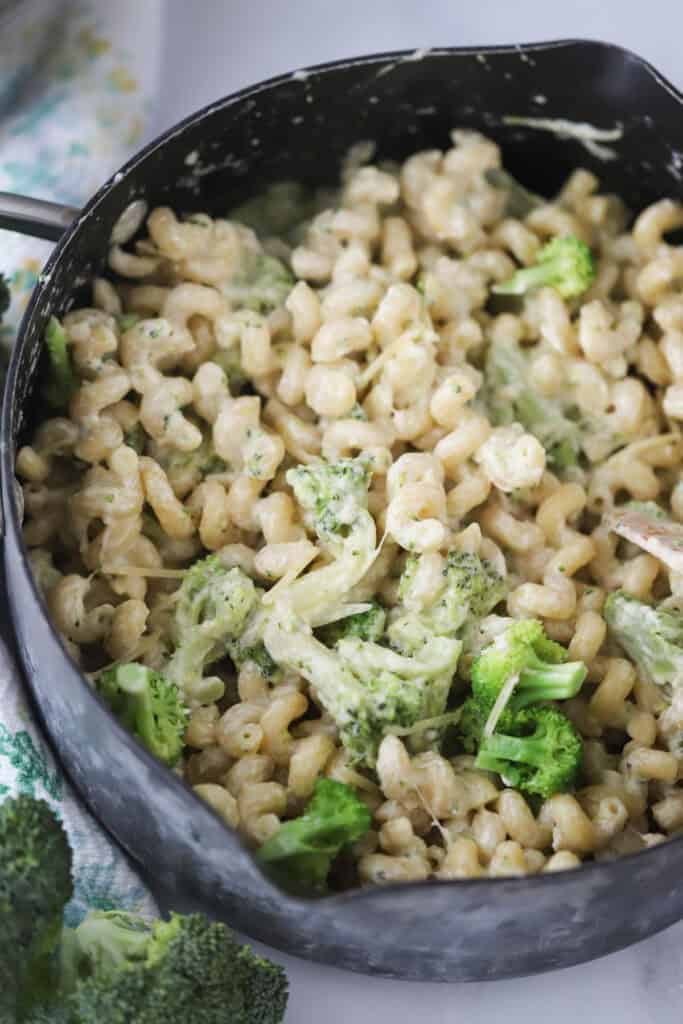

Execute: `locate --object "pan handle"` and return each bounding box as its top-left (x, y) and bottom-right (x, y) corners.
top-left (0, 191), bottom-right (78, 243)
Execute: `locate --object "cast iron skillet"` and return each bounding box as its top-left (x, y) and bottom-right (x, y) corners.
top-left (2, 39), bottom-right (683, 982)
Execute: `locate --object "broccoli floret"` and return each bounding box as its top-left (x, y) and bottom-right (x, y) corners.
top-left (230, 181), bottom-right (320, 242)
top-left (0, 795), bottom-right (73, 1020)
top-left (474, 705), bottom-right (583, 798)
top-left (470, 618), bottom-right (587, 714)
top-left (388, 549), bottom-right (506, 654)
top-left (7, 798), bottom-right (288, 1023)
top-left (264, 614), bottom-right (461, 767)
top-left (316, 601), bottom-right (386, 646)
top-left (483, 335), bottom-right (622, 469)
top-left (283, 457), bottom-right (378, 625)
top-left (66, 911), bottom-right (288, 1024)
top-left (165, 557), bottom-right (261, 704)
top-left (256, 778), bottom-right (371, 891)
top-left (41, 316), bottom-right (79, 411)
top-left (604, 591), bottom-right (683, 701)
top-left (0, 273), bottom-right (10, 317)
top-left (493, 235), bottom-right (595, 299)
top-left (224, 251), bottom-right (294, 315)
top-left (98, 663), bottom-right (188, 766)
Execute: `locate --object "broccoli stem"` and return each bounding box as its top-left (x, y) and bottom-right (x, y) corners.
top-left (476, 732), bottom-right (549, 770)
top-left (514, 653), bottom-right (587, 707)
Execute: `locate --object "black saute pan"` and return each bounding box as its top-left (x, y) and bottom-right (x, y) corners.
top-left (1, 40), bottom-right (683, 981)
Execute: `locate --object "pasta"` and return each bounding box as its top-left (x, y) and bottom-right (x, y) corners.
top-left (19, 128), bottom-right (683, 889)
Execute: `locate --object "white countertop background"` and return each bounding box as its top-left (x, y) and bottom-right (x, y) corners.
top-left (153, 3), bottom-right (683, 1020)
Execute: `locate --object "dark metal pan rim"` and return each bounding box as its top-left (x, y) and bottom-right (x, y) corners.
top-left (2, 36), bottom-right (683, 910)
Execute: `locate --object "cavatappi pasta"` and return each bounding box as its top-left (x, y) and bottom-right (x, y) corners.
top-left (18, 129), bottom-right (683, 887)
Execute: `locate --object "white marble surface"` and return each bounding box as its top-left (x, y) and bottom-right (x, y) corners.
top-left (153, 2), bottom-right (683, 1020)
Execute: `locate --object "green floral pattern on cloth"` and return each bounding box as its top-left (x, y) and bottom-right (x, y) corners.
top-left (0, 0), bottom-right (162, 922)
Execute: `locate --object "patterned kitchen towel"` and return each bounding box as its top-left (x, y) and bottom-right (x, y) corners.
top-left (0, 0), bottom-right (163, 922)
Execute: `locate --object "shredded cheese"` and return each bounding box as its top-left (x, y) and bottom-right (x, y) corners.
top-left (483, 672), bottom-right (520, 739)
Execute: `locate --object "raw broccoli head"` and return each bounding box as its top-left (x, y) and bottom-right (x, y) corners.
top-left (475, 705), bottom-right (583, 798)
top-left (389, 549), bottom-right (506, 654)
top-left (70, 911), bottom-right (288, 1024)
top-left (257, 778), bottom-right (371, 892)
top-left (166, 557), bottom-right (260, 704)
top-left (98, 663), bottom-right (188, 766)
top-left (470, 618), bottom-right (587, 712)
top-left (0, 795), bottom-right (73, 1018)
top-left (604, 591), bottom-right (683, 700)
top-left (493, 235), bottom-right (595, 299)
top-left (287, 457), bottom-right (371, 546)
top-left (316, 601), bottom-right (386, 647)
top-left (41, 316), bottom-right (79, 411)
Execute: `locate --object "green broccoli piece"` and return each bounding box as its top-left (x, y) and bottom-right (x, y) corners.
top-left (483, 334), bottom-right (622, 469)
top-left (604, 591), bottom-right (683, 702)
top-left (67, 911), bottom-right (288, 1024)
top-left (224, 252), bottom-right (294, 315)
top-left (264, 613), bottom-right (462, 768)
top-left (6, 797), bottom-right (288, 1023)
top-left (0, 795), bottom-right (73, 1020)
top-left (230, 181), bottom-right (319, 242)
top-left (257, 778), bottom-right (371, 892)
top-left (388, 549), bottom-right (506, 654)
top-left (492, 235), bottom-right (595, 299)
top-left (41, 316), bottom-right (79, 410)
top-left (284, 457), bottom-right (378, 625)
top-left (97, 663), bottom-right (188, 766)
top-left (0, 273), bottom-right (10, 317)
top-left (474, 705), bottom-right (583, 798)
top-left (470, 618), bottom-right (587, 713)
top-left (165, 557), bottom-right (262, 704)
top-left (316, 601), bottom-right (386, 646)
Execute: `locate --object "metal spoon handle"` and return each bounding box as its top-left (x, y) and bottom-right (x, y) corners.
top-left (0, 191), bottom-right (78, 243)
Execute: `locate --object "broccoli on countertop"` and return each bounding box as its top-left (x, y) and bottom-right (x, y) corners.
top-left (0, 795), bottom-right (73, 1020)
top-left (492, 234), bottom-right (595, 299)
top-left (97, 663), bottom-right (188, 767)
top-left (69, 911), bottom-right (287, 1024)
top-left (474, 705), bottom-right (583, 798)
top-left (257, 778), bottom-right (371, 891)
top-left (604, 590), bottom-right (683, 703)
top-left (41, 315), bottom-right (79, 411)
top-left (3, 795), bottom-right (288, 1023)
